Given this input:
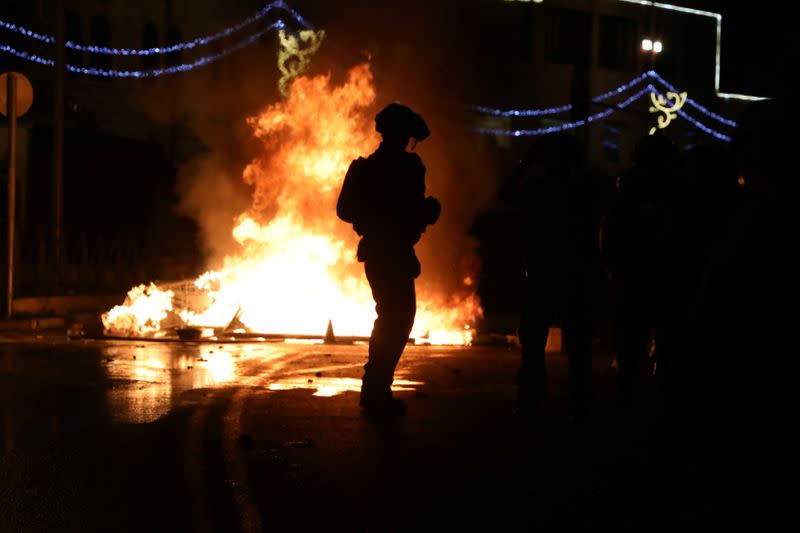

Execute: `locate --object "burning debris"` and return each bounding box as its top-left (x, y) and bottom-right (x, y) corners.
top-left (102, 64), bottom-right (481, 345)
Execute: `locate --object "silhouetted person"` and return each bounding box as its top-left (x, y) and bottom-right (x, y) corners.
top-left (691, 98), bottom-right (794, 418)
top-left (662, 144), bottom-right (740, 410)
top-left (603, 134), bottom-right (682, 407)
top-left (685, 98), bottom-right (795, 529)
top-left (509, 133), bottom-right (600, 421)
top-left (337, 103), bottom-right (440, 417)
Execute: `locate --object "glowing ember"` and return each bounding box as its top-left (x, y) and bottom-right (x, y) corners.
top-left (102, 64), bottom-right (481, 345)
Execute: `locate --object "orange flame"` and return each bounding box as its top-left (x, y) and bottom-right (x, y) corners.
top-left (102, 64), bottom-right (481, 345)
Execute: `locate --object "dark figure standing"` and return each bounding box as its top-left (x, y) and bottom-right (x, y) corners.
top-left (337, 103), bottom-right (440, 417)
top-left (663, 144), bottom-right (739, 411)
top-left (603, 134), bottom-right (682, 407)
top-left (509, 134), bottom-right (600, 421)
top-left (682, 98), bottom-right (795, 528)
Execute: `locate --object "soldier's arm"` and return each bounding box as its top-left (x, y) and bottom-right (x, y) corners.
top-left (412, 155), bottom-right (426, 198)
top-left (336, 159), bottom-right (364, 224)
top-left (412, 157), bottom-right (441, 227)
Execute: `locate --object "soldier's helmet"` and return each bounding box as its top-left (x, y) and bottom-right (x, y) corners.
top-left (375, 103), bottom-right (430, 141)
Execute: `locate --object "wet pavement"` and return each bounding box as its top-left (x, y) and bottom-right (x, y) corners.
top-left (1, 335), bottom-right (728, 531)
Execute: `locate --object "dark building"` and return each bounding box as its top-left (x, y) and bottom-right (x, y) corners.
top-left (473, 0), bottom-right (759, 173)
top-left (1, 0), bottom-right (284, 297)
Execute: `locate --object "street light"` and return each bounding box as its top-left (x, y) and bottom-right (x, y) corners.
top-left (641, 38), bottom-right (663, 54)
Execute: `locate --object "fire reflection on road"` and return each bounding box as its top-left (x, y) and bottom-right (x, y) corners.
top-left (98, 342), bottom-right (424, 423)
top-left (268, 376), bottom-right (422, 397)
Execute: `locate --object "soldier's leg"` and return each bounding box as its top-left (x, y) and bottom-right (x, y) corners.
top-left (362, 262), bottom-right (416, 402)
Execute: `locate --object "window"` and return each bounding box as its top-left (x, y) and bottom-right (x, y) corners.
top-left (209, 40), bottom-right (224, 82)
top-left (602, 122), bottom-right (623, 163)
top-left (142, 22), bottom-right (160, 72)
top-left (684, 28), bottom-right (713, 82)
top-left (89, 16), bottom-right (111, 71)
top-left (543, 8), bottom-right (591, 66)
top-left (166, 24), bottom-right (183, 67)
top-left (540, 117), bottom-right (568, 131)
top-left (599, 16), bottom-right (637, 72)
top-left (66, 11), bottom-right (84, 70)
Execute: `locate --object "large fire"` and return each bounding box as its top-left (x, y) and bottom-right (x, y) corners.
top-left (103, 64), bottom-right (481, 345)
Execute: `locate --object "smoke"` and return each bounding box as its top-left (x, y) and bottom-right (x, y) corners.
top-left (134, 0), bottom-right (501, 300)
top-left (305, 0), bottom-right (500, 296)
top-left (174, 153), bottom-right (250, 266)
top-left (408, 106), bottom-right (496, 296)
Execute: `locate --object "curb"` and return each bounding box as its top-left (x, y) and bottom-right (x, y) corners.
top-left (0, 316), bottom-right (66, 331)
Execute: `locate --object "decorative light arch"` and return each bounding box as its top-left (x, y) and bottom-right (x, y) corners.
top-left (473, 70), bottom-right (737, 132)
top-left (0, 1), bottom-right (312, 56)
top-left (474, 79), bottom-right (733, 142)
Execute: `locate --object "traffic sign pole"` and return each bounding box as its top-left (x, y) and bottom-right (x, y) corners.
top-left (6, 73), bottom-right (17, 318)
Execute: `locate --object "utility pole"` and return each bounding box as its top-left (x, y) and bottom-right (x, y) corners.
top-left (6, 74), bottom-right (17, 319)
top-left (2, 71), bottom-right (33, 319)
top-left (54, 0), bottom-right (65, 287)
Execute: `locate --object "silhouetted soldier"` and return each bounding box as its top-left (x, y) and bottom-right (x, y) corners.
top-left (337, 103), bottom-right (440, 417)
top-left (685, 97), bottom-right (795, 529)
top-left (603, 134), bottom-right (682, 407)
top-left (509, 133), bottom-right (599, 421)
top-left (662, 144), bottom-right (739, 410)
top-left (691, 98), bottom-right (794, 420)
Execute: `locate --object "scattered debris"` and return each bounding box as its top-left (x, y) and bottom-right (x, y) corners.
top-left (176, 327), bottom-right (203, 341)
top-left (283, 439), bottom-right (315, 449)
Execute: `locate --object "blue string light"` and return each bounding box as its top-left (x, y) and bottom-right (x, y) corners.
top-left (473, 71), bottom-right (738, 131)
top-left (2, 20), bottom-right (285, 78)
top-left (1, 0), bottom-right (737, 141)
top-left (476, 85), bottom-right (651, 136)
top-left (592, 72), bottom-right (650, 103)
top-left (676, 109), bottom-right (732, 142)
top-left (472, 102), bottom-right (571, 118)
top-left (0, 19), bottom-right (52, 45)
top-left (473, 72), bottom-right (650, 117)
top-left (0, 1), bottom-right (311, 55)
top-left (476, 84), bottom-right (732, 142)
top-left (648, 85), bottom-right (733, 141)
top-left (645, 71), bottom-right (738, 128)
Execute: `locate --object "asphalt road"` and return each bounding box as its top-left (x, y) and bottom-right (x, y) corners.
top-left (0, 336), bottom-right (743, 531)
